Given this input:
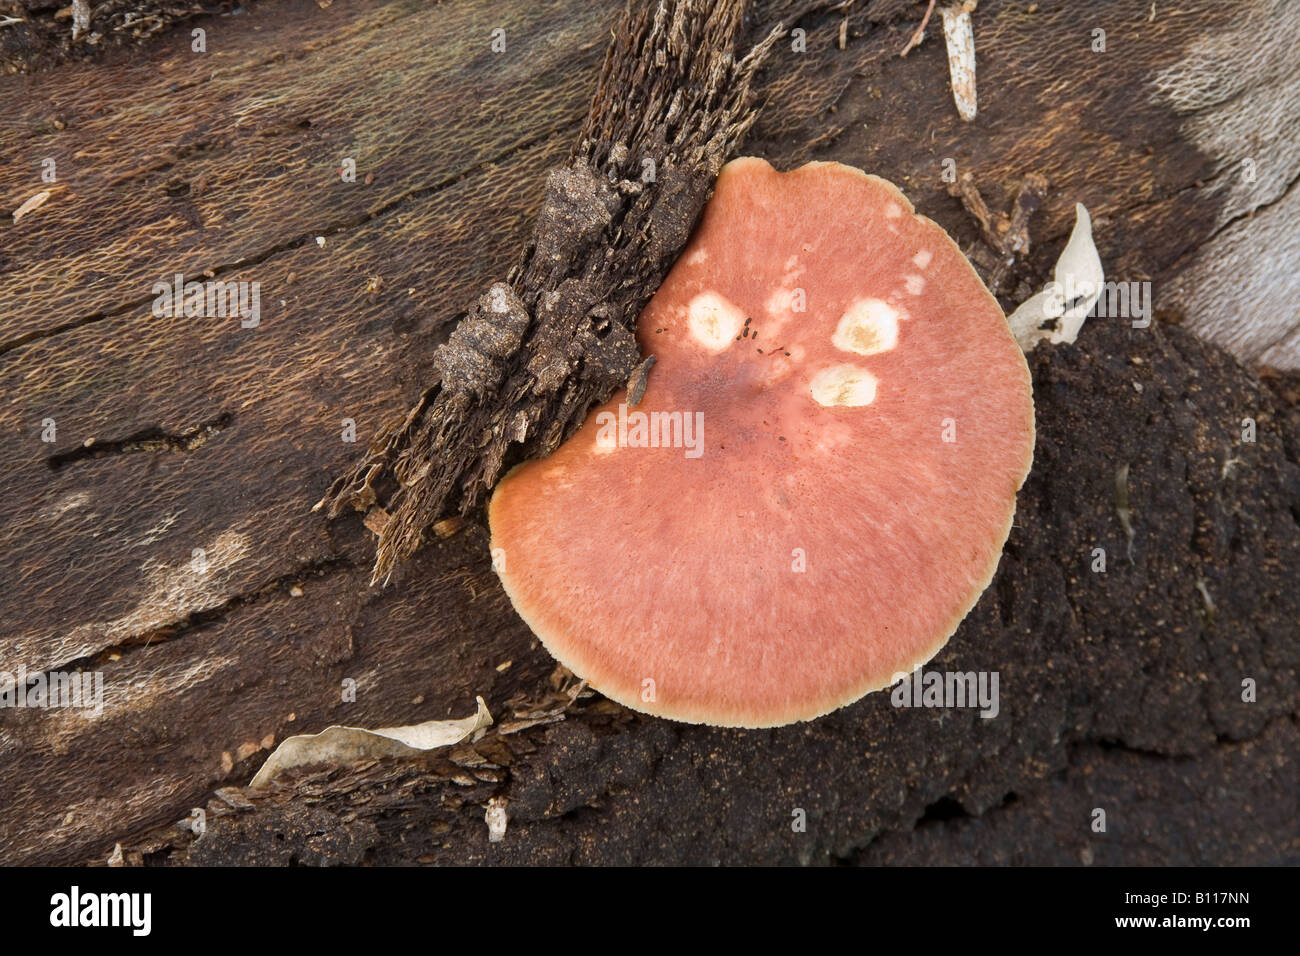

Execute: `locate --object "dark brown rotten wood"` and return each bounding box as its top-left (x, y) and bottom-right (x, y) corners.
top-left (0, 0), bottom-right (1297, 866)
top-left (2, 2), bottom-right (235, 74)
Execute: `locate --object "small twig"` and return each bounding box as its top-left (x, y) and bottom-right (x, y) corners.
top-left (1004, 173), bottom-right (1048, 256)
top-left (948, 172), bottom-right (996, 246)
top-left (899, 0), bottom-right (936, 57)
top-left (1115, 463), bottom-right (1135, 563)
top-left (947, 171), bottom-right (1048, 295)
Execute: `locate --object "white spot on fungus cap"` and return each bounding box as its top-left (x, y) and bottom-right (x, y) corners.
top-left (832, 298), bottom-right (900, 356)
top-left (686, 290), bottom-right (745, 352)
top-left (810, 365), bottom-right (878, 407)
top-left (489, 157), bottom-right (1035, 728)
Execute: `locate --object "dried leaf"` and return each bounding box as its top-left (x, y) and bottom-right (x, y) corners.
top-left (249, 696), bottom-right (492, 788)
top-left (1007, 203), bottom-right (1104, 351)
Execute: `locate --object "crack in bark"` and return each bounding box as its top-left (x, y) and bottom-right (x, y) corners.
top-left (0, 117), bottom-right (584, 360)
top-left (1068, 712), bottom-right (1297, 762)
top-left (46, 413), bottom-right (233, 470)
top-left (1191, 162), bottom-right (1300, 256)
top-left (831, 714), bottom-right (1298, 864)
top-left (51, 555), bottom-right (358, 673)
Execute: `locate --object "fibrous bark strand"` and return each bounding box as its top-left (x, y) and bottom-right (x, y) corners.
top-left (316, 0), bottom-right (784, 583)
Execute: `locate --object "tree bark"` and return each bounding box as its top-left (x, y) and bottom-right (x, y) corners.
top-left (315, 0), bottom-right (786, 584)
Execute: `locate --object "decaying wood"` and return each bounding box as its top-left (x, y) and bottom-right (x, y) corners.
top-left (314, 0), bottom-right (786, 584)
top-left (948, 170), bottom-right (1047, 294)
top-left (1, 0), bottom-right (1298, 866)
top-left (1, 1), bottom-right (233, 72)
top-left (127, 316), bottom-right (1300, 866)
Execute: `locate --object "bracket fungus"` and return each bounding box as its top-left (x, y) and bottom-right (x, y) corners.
top-left (489, 158), bottom-right (1034, 728)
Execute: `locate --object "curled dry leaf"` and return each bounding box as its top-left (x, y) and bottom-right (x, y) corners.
top-left (1007, 203), bottom-right (1104, 351)
top-left (249, 696), bottom-right (492, 788)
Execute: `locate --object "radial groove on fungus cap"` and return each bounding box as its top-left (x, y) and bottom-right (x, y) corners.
top-left (489, 157), bottom-right (1035, 728)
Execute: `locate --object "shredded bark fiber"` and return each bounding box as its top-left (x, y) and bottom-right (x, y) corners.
top-left (314, 0), bottom-right (785, 584)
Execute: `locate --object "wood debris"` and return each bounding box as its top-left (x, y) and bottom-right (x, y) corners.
top-left (948, 170), bottom-right (1048, 294)
top-left (899, 0), bottom-right (936, 57)
top-left (315, 0), bottom-right (786, 585)
top-left (941, 2), bottom-right (979, 121)
top-left (12, 190), bottom-right (51, 223)
top-left (485, 796), bottom-right (508, 842)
